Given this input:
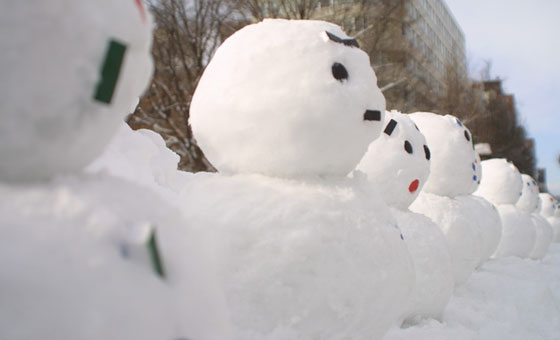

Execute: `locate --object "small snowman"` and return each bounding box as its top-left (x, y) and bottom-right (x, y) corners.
top-left (475, 159), bottom-right (535, 258)
top-left (356, 110), bottom-right (454, 322)
top-left (184, 19), bottom-right (414, 340)
top-left (408, 112), bottom-right (486, 285)
top-left (455, 150), bottom-right (502, 267)
top-left (539, 193), bottom-right (560, 241)
top-left (1, 0), bottom-right (153, 181)
top-left (517, 174), bottom-right (553, 260)
top-left (0, 2), bottom-right (230, 339)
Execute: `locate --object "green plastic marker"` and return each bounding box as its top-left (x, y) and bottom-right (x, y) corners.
top-left (94, 39), bottom-right (127, 104)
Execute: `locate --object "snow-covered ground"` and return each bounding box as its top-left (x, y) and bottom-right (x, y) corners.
top-left (387, 244), bottom-right (560, 340)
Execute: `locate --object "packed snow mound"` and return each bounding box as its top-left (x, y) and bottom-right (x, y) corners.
top-left (391, 208), bottom-right (454, 322)
top-left (178, 172), bottom-right (414, 340)
top-left (385, 244), bottom-right (560, 340)
top-left (190, 19), bottom-right (385, 178)
top-left (475, 159), bottom-right (523, 205)
top-left (87, 122), bottom-right (190, 200)
top-left (0, 0), bottom-right (153, 181)
top-left (356, 110), bottom-right (430, 209)
top-left (0, 175), bottom-right (231, 340)
top-left (410, 192), bottom-right (484, 285)
top-left (409, 113), bottom-right (477, 197)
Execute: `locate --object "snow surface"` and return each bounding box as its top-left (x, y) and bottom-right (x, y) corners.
top-left (0, 0), bottom-right (154, 181)
top-left (385, 244), bottom-right (560, 340)
top-left (190, 19), bottom-right (386, 178)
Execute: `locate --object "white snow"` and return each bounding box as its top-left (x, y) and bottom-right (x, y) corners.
top-left (190, 19), bottom-right (386, 178)
top-left (0, 0), bottom-right (154, 181)
top-left (386, 244), bottom-right (560, 340)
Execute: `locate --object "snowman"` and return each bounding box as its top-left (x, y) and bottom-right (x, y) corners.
top-left (517, 174), bottom-right (553, 259)
top-left (183, 19), bottom-right (415, 340)
top-left (0, 2), bottom-right (230, 339)
top-left (356, 110), bottom-right (453, 321)
top-left (474, 159), bottom-right (535, 258)
top-left (539, 193), bottom-right (560, 241)
top-left (0, 0), bottom-right (153, 181)
top-left (455, 150), bottom-right (502, 267)
top-left (408, 112), bottom-right (488, 285)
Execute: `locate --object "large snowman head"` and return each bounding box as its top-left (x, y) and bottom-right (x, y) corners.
top-left (474, 158), bottom-right (522, 205)
top-left (0, 0), bottom-right (153, 181)
top-left (190, 19), bottom-right (386, 178)
top-left (539, 193), bottom-right (557, 217)
top-left (356, 110), bottom-right (430, 209)
top-left (409, 112), bottom-right (477, 197)
top-left (517, 174), bottom-right (540, 212)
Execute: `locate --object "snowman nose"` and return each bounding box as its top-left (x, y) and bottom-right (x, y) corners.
top-left (364, 110), bottom-right (381, 121)
top-left (409, 179), bottom-right (419, 193)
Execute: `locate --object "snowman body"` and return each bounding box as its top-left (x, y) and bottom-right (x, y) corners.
top-left (409, 112), bottom-right (484, 285)
top-left (185, 19), bottom-right (414, 340)
top-left (517, 174), bottom-right (553, 260)
top-left (475, 159), bottom-right (535, 258)
top-left (357, 110), bottom-right (453, 320)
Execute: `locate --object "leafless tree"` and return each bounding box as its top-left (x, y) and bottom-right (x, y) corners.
top-left (128, 0), bottom-right (242, 172)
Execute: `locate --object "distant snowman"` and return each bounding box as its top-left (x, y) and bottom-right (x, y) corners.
top-left (456, 150), bottom-right (502, 267)
top-left (539, 193), bottom-right (560, 241)
top-left (184, 19), bottom-right (414, 340)
top-left (517, 174), bottom-right (553, 259)
top-left (475, 159), bottom-right (535, 258)
top-left (356, 110), bottom-right (454, 322)
top-left (0, 0), bottom-right (153, 181)
top-left (408, 112), bottom-right (487, 285)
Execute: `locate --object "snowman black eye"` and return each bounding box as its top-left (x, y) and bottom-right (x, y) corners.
top-left (404, 140), bottom-right (413, 154)
top-left (423, 145), bottom-right (430, 160)
top-left (464, 130), bottom-right (471, 142)
top-left (332, 62), bottom-right (348, 81)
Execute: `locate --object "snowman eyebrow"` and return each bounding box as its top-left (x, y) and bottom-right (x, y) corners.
top-left (325, 31), bottom-right (360, 48)
top-left (384, 119), bottom-right (398, 136)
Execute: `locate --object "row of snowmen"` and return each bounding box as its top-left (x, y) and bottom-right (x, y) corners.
top-left (2, 3), bottom-right (560, 339)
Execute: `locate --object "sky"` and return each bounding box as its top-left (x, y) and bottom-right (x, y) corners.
top-left (444, 0), bottom-right (560, 196)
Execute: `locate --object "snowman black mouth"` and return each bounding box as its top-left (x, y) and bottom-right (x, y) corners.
top-left (363, 110), bottom-right (381, 121)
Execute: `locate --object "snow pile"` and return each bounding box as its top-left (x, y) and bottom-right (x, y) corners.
top-left (475, 159), bottom-right (536, 258)
top-left (356, 110), bottom-right (453, 321)
top-left (190, 19), bottom-right (386, 178)
top-left (385, 244), bottom-right (560, 340)
top-left (0, 0), bottom-right (153, 181)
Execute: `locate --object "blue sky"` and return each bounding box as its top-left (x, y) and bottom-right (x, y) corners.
top-left (445, 0), bottom-right (560, 196)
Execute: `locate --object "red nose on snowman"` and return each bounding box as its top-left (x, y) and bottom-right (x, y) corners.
top-left (409, 179), bottom-right (420, 193)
